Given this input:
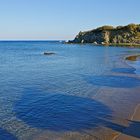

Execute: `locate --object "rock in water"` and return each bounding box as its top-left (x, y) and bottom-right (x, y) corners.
top-left (44, 52), bottom-right (55, 55)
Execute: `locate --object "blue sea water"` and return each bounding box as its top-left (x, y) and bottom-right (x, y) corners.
top-left (0, 41), bottom-right (140, 140)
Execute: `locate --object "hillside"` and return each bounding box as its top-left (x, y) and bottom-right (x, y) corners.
top-left (68, 24), bottom-right (140, 46)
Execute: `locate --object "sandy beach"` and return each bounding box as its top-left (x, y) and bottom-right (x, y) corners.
top-left (112, 55), bottom-right (140, 140)
top-left (113, 104), bottom-right (140, 140)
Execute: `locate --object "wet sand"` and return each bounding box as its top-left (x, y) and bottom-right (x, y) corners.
top-left (112, 55), bottom-right (140, 140)
top-left (113, 104), bottom-right (140, 140)
top-left (125, 55), bottom-right (140, 61)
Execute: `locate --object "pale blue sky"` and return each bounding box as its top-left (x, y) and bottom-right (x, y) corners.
top-left (0, 0), bottom-right (140, 40)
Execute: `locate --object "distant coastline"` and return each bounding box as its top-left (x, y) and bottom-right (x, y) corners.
top-left (68, 24), bottom-right (140, 47)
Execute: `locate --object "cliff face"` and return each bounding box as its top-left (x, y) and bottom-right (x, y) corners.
top-left (69, 24), bottom-right (140, 45)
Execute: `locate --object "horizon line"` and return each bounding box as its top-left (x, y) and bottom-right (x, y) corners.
top-left (0, 40), bottom-right (67, 41)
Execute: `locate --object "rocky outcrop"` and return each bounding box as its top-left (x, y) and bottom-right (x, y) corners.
top-left (44, 51), bottom-right (55, 55)
top-left (68, 24), bottom-right (140, 46)
top-left (125, 55), bottom-right (140, 61)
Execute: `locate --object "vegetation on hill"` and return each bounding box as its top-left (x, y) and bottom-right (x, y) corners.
top-left (68, 24), bottom-right (140, 46)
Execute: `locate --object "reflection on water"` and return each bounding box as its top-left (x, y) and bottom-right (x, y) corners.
top-left (14, 89), bottom-right (112, 131)
top-left (84, 75), bottom-right (140, 88)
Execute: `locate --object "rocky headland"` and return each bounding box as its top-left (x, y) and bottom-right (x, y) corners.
top-left (68, 24), bottom-right (140, 46)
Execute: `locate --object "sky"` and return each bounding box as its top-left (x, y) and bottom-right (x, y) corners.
top-left (0, 0), bottom-right (140, 40)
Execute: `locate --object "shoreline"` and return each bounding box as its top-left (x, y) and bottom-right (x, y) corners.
top-left (112, 54), bottom-right (140, 140)
top-left (66, 42), bottom-right (140, 48)
top-left (112, 104), bottom-right (140, 140)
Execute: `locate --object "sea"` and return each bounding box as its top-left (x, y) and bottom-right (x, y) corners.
top-left (0, 41), bottom-right (140, 140)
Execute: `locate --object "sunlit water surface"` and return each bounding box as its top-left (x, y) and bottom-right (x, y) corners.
top-left (0, 41), bottom-right (140, 140)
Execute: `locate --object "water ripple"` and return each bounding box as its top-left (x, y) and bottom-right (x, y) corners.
top-left (14, 89), bottom-right (112, 131)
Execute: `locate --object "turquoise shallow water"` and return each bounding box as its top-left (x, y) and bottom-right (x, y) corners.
top-left (0, 41), bottom-right (140, 140)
